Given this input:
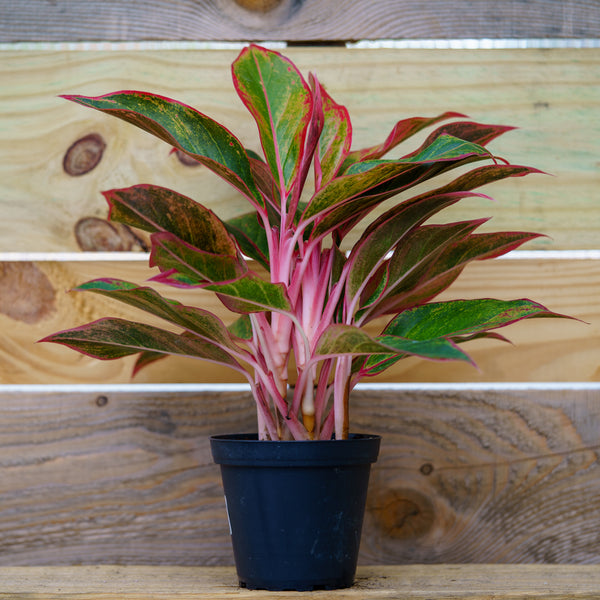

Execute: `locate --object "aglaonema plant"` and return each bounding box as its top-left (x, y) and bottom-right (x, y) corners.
top-left (42, 44), bottom-right (566, 441)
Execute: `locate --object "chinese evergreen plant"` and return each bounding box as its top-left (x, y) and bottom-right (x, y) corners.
top-left (43, 44), bottom-right (565, 441)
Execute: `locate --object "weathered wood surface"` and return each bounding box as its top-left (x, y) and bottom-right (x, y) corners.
top-left (2, 0), bottom-right (600, 42)
top-left (0, 257), bottom-right (595, 385)
top-left (2, 565), bottom-right (600, 599)
top-left (0, 387), bottom-right (598, 566)
top-left (1, 48), bottom-right (599, 252)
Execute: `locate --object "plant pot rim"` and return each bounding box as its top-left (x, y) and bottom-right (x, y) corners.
top-left (210, 432), bottom-right (381, 467)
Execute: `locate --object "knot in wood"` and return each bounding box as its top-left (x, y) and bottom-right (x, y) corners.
top-left (74, 218), bottom-right (148, 252)
top-left (0, 262), bottom-right (55, 323)
top-left (233, 0), bottom-right (283, 12)
top-left (370, 488), bottom-right (435, 540)
top-left (95, 395), bottom-right (109, 407)
top-left (63, 133), bottom-right (106, 176)
top-left (420, 463), bottom-right (434, 476)
top-left (146, 410), bottom-right (177, 435)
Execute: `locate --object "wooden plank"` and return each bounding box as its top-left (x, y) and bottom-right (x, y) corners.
top-left (0, 387), bottom-right (598, 566)
top-left (355, 386), bottom-right (600, 565)
top-left (1, 565), bottom-right (600, 599)
top-left (0, 47), bottom-right (599, 251)
top-left (2, 0), bottom-right (600, 42)
top-left (0, 257), bottom-right (595, 385)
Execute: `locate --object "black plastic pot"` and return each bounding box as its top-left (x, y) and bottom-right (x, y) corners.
top-left (210, 433), bottom-right (380, 591)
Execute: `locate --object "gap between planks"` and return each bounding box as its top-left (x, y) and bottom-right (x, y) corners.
top-left (2, 39), bottom-right (600, 51)
top-left (1, 250), bottom-right (599, 262)
top-left (0, 382), bottom-right (599, 393)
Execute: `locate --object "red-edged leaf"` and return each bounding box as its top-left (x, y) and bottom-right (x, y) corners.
top-left (430, 163), bottom-right (545, 195)
top-left (357, 220), bottom-right (487, 316)
top-left (74, 278), bottom-right (241, 352)
top-left (40, 318), bottom-right (241, 368)
top-left (315, 325), bottom-right (471, 373)
top-left (247, 156), bottom-right (279, 214)
top-left (368, 229), bottom-right (543, 319)
top-left (361, 336), bottom-right (473, 376)
top-left (314, 325), bottom-right (400, 358)
top-left (407, 121), bottom-right (516, 158)
top-left (207, 272), bottom-right (292, 314)
top-left (343, 111), bottom-right (465, 167)
top-left (312, 74), bottom-right (352, 188)
top-left (228, 314), bottom-right (253, 341)
top-left (346, 164), bottom-right (542, 291)
top-left (303, 134), bottom-right (492, 237)
top-left (61, 92), bottom-right (263, 206)
top-left (359, 297), bottom-right (565, 378)
top-left (450, 331), bottom-right (511, 345)
top-left (132, 351), bottom-right (166, 376)
top-left (232, 44), bottom-right (313, 194)
top-left (384, 298), bottom-right (566, 340)
top-left (104, 184), bottom-right (237, 254)
top-left (225, 211), bottom-right (270, 270)
top-left (150, 232), bottom-right (247, 286)
top-left (296, 74), bottom-right (324, 198)
top-left (346, 191), bottom-right (482, 300)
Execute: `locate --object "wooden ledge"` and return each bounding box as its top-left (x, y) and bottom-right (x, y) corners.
top-left (1, 565), bottom-right (599, 599)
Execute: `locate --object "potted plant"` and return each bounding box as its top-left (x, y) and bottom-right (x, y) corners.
top-left (42, 44), bottom-right (567, 590)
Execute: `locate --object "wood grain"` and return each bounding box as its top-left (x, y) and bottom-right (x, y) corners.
top-left (0, 257), bottom-right (596, 385)
top-left (354, 387), bottom-right (600, 565)
top-left (0, 48), bottom-right (599, 251)
top-left (1, 565), bottom-right (600, 599)
top-left (0, 387), bottom-right (598, 566)
top-left (2, 0), bottom-right (600, 42)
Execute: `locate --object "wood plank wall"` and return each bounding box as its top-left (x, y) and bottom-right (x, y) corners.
top-left (0, 0), bottom-right (599, 567)
top-left (2, 0), bottom-right (600, 41)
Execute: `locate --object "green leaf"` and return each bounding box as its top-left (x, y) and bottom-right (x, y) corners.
top-left (313, 76), bottom-right (352, 187)
top-left (346, 191), bottom-right (475, 300)
top-left (341, 135), bottom-right (491, 180)
top-left (384, 298), bottom-right (563, 340)
top-left (61, 92), bottom-right (262, 206)
top-left (232, 44), bottom-right (313, 194)
top-left (303, 134), bottom-right (491, 238)
top-left (362, 336), bottom-right (472, 375)
top-left (41, 318), bottom-right (240, 368)
top-left (342, 111), bottom-right (465, 168)
top-left (74, 278), bottom-right (240, 351)
top-left (206, 272), bottom-right (292, 314)
top-left (349, 164), bottom-right (543, 311)
top-left (372, 219), bottom-right (485, 304)
top-left (103, 184), bottom-right (238, 255)
top-left (429, 163), bottom-right (544, 196)
top-left (150, 232), bottom-right (247, 286)
top-left (360, 297), bottom-right (560, 377)
top-left (360, 225), bottom-right (542, 320)
top-left (228, 314), bottom-right (253, 340)
top-left (411, 120), bottom-right (516, 156)
top-left (225, 211), bottom-right (270, 270)
top-left (314, 324), bottom-right (399, 357)
top-left (389, 230), bottom-right (542, 313)
top-left (314, 325), bottom-right (471, 374)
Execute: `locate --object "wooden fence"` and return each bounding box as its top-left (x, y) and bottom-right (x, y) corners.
top-left (0, 0), bottom-right (599, 567)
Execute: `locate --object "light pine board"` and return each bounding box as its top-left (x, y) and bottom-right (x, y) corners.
top-left (1, 565), bottom-right (600, 599)
top-left (0, 387), bottom-right (598, 566)
top-left (0, 257), bottom-right (596, 385)
top-left (2, 0), bottom-right (600, 41)
top-left (0, 47), bottom-right (599, 252)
